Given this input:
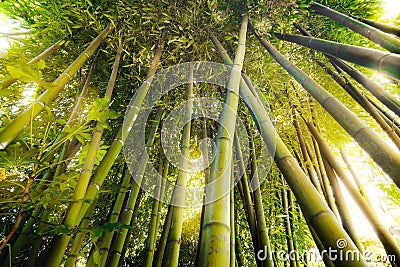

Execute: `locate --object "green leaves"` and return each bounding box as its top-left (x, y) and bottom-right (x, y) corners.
top-left (78, 142), bottom-right (109, 165)
top-left (88, 96), bottom-right (119, 129)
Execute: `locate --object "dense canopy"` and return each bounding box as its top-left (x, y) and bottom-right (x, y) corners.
top-left (0, 0), bottom-right (399, 266)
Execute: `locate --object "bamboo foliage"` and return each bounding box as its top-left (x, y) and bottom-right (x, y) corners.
top-left (0, 25), bottom-right (114, 149)
top-left (250, 24), bottom-right (400, 189)
top-left (274, 32), bottom-right (400, 80)
top-left (199, 14), bottom-right (248, 267)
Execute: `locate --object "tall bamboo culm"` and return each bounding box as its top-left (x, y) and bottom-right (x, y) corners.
top-left (250, 24), bottom-right (400, 189)
top-left (198, 14), bottom-right (248, 267)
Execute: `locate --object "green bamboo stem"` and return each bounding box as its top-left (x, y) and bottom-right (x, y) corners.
top-left (321, 154), bottom-right (363, 251)
top-left (144, 156), bottom-right (168, 267)
top-left (339, 149), bottom-right (370, 202)
top-left (163, 63), bottom-right (194, 267)
top-left (209, 26), bottom-right (367, 266)
top-left (230, 166), bottom-right (236, 267)
top-left (74, 29), bottom-right (167, 225)
top-left (281, 178), bottom-right (297, 267)
top-left (199, 14), bottom-right (248, 267)
top-left (307, 122), bottom-right (400, 265)
top-left (107, 107), bottom-right (163, 267)
top-left (0, 25), bottom-right (113, 149)
top-left (153, 203), bottom-right (173, 267)
top-left (349, 14), bottom-right (400, 37)
top-left (234, 134), bottom-right (260, 266)
top-left (86, 168), bottom-right (131, 267)
top-left (251, 25), bottom-right (400, 189)
top-left (65, 199), bottom-right (97, 267)
top-left (274, 32), bottom-right (400, 80)
top-left (310, 2), bottom-right (400, 53)
top-left (248, 129), bottom-right (274, 267)
top-left (315, 59), bottom-right (400, 150)
top-left (234, 205), bottom-right (245, 267)
top-left (40, 36), bottom-right (123, 267)
top-left (2, 34), bottom-right (71, 89)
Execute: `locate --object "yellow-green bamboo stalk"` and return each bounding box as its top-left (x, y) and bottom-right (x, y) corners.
top-left (163, 63), bottom-right (194, 267)
top-left (199, 14), bottom-right (248, 267)
top-left (0, 25), bottom-right (113, 149)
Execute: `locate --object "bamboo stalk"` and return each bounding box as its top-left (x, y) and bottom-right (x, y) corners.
top-left (2, 34), bottom-right (71, 89)
top-left (199, 14), bottom-right (248, 267)
top-left (250, 24), bottom-right (400, 188)
top-left (307, 122), bottom-right (400, 265)
top-left (349, 14), bottom-right (400, 37)
top-left (274, 32), bottom-right (400, 80)
top-left (40, 33), bottom-right (122, 267)
top-left (209, 27), bottom-right (368, 266)
top-left (74, 29), bottom-right (167, 224)
top-left (163, 63), bottom-right (194, 267)
top-left (310, 2), bottom-right (400, 53)
top-left (0, 25), bottom-right (113, 149)
top-left (107, 107), bottom-right (163, 267)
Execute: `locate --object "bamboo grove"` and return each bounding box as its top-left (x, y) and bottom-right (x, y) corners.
top-left (0, 0), bottom-right (399, 266)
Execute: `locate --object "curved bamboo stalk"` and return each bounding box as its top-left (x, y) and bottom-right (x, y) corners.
top-left (307, 122), bottom-right (400, 265)
top-left (0, 25), bottom-right (113, 149)
top-left (199, 14), bottom-right (248, 267)
top-left (74, 29), bottom-right (167, 224)
top-left (208, 25), bottom-right (368, 266)
top-left (251, 25), bottom-right (400, 189)
top-left (274, 32), bottom-right (400, 80)
top-left (310, 1), bottom-right (400, 53)
top-left (349, 14), bottom-right (400, 37)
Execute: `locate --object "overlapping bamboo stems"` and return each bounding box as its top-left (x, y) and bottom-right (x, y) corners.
top-left (41, 33), bottom-right (123, 267)
top-left (65, 198), bottom-right (98, 267)
top-left (309, 1), bottom-right (400, 53)
top-left (208, 25), bottom-right (367, 266)
top-left (153, 200), bottom-right (173, 267)
top-left (198, 14), bottom-right (248, 267)
top-left (274, 32), bottom-right (400, 80)
top-left (107, 107), bottom-right (163, 267)
top-left (2, 58), bottom-right (98, 265)
top-left (314, 59), bottom-right (400, 150)
top-left (0, 24), bottom-right (114, 149)
top-left (234, 135), bottom-right (260, 266)
top-left (307, 122), bottom-right (400, 265)
top-left (2, 34), bottom-right (71, 89)
top-left (234, 209), bottom-right (245, 266)
top-left (309, 137), bottom-right (338, 217)
top-left (85, 167), bottom-right (131, 267)
top-left (163, 63), bottom-right (194, 267)
top-left (339, 149), bottom-right (370, 202)
top-left (247, 127), bottom-right (274, 267)
top-left (251, 24), bottom-right (400, 189)
top-left (349, 14), bottom-right (400, 37)
top-left (321, 154), bottom-right (362, 251)
top-left (144, 155), bottom-right (169, 267)
top-left (280, 177), bottom-right (297, 267)
top-left (74, 29), bottom-right (167, 225)
top-left (293, 23), bottom-right (400, 120)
